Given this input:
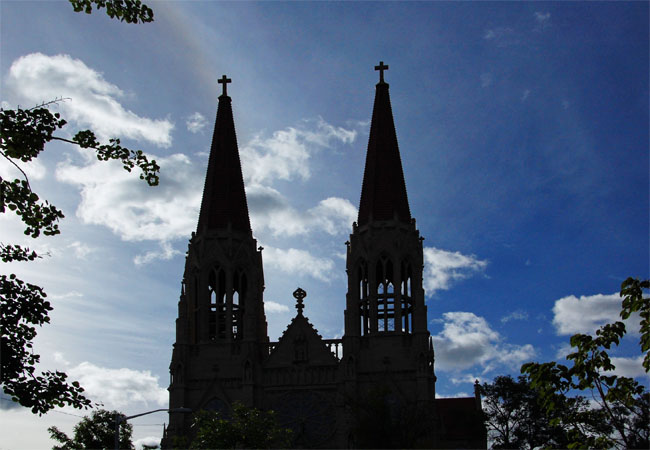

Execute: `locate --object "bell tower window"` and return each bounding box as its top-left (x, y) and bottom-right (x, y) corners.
top-left (232, 270), bottom-right (246, 340)
top-left (376, 257), bottom-right (395, 333)
top-left (401, 261), bottom-right (413, 334)
top-left (358, 261), bottom-right (369, 336)
top-left (208, 267), bottom-right (226, 340)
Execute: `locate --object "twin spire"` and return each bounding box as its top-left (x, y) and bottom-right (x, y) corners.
top-left (196, 63), bottom-right (412, 236)
top-left (196, 75), bottom-right (251, 235)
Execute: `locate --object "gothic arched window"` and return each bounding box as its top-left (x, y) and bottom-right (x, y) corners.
top-left (357, 260), bottom-right (369, 336)
top-left (376, 256), bottom-right (395, 332)
top-left (208, 267), bottom-right (226, 340)
top-left (401, 260), bottom-right (413, 334)
top-left (232, 270), bottom-right (246, 340)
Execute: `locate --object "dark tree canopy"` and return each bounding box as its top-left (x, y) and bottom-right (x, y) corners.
top-left (69, 0), bottom-right (153, 23)
top-left (189, 402), bottom-right (292, 449)
top-left (48, 409), bottom-right (134, 450)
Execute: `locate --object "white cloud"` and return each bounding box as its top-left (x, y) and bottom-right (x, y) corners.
top-left (451, 373), bottom-right (483, 385)
top-left (248, 184), bottom-right (356, 237)
top-left (521, 89), bottom-right (531, 102)
top-left (68, 362), bottom-right (167, 409)
top-left (5, 53), bottom-right (173, 146)
top-left (186, 112), bottom-right (207, 133)
top-left (240, 118), bottom-right (356, 185)
top-left (552, 292), bottom-right (640, 336)
top-left (501, 310), bottom-right (529, 323)
top-left (262, 246), bottom-right (335, 281)
top-left (56, 152), bottom-right (202, 242)
top-left (264, 301), bottom-right (290, 314)
top-left (423, 247), bottom-right (487, 295)
top-left (134, 241), bottom-right (181, 265)
top-left (432, 312), bottom-right (535, 372)
top-left (134, 437), bottom-right (161, 450)
top-left (607, 356), bottom-right (646, 379)
top-left (68, 241), bottom-right (95, 259)
top-left (0, 154), bottom-right (47, 181)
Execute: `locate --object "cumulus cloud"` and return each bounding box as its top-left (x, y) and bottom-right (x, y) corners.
top-left (68, 362), bottom-right (167, 409)
top-left (552, 293), bottom-right (641, 336)
top-left (423, 247), bottom-right (487, 295)
top-left (240, 118), bottom-right (356, 185)
top-left (607, 356), bottom-right (646, 378)
top-left (264, 301), bottom-right (290, 314)
top-left (0, 154), bottom-right (47, 181)
top-left (262, 246), bottom-right (335, 281)
top-left (68, 241), bottom-right (95, 259)
top-left (5, 53), bottom-right (173, 146)
top-left (432, 312), bottom-right (535, 372)
top-left (56, 152), bottom-right (202, 242)
top-left (248, 185), bottom-right (356, 237)
top-left (186, 112), bottom-right (207, 133)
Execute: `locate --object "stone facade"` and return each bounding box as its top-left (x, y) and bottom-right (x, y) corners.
top-left (162, 66), bottom-right (486, 449)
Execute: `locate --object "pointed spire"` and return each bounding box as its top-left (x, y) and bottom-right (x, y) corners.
top-left (196, 76), bottom-right (252, 234)
top-left (357, 62), bottom-right (411, 226)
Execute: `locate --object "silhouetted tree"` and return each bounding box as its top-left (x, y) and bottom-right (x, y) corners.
top-left (189, 402), bottom-right (292, 449)
top-left (1, 0), bottom-right (156, 415)
top-left (48, 409), bottom-right (133, 449)
top-left (522, 277), bottom-right (649, 449)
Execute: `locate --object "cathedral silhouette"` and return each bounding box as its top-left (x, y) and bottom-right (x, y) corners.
top-left (161, 63), bottom-right (486, 449)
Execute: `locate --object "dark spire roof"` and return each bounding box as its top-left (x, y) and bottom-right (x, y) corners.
top-left (196, 85), bottom-right (252, 235)
top-left (357, 65), bottom-right (411, 226)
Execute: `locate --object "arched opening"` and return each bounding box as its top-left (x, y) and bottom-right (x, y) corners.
top-left (232, 270), bottom-right (246, 340)
top-left (376, 257), bottom-right (395, 332)
top-left (401, 261), bottom-right (413, 334)
top-left (208, 267), bottom-right (226, 340)
top-left (357, 260), bottom-right (369, 336)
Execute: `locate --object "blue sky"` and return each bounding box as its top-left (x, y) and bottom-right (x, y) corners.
top-left (1, 2), bottom-right (648, 448)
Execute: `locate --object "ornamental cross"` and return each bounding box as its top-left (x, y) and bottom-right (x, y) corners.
top-left (218, 75), bottom-right (232, 96)
top-left (375, 61), bottom-right (389, 83)
top-left (293, 287), bottom-right (307, 315)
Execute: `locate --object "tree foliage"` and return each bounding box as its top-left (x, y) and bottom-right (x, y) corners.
top-left (189, 402), bottom-right (292, 449)
top-left (69, 0), bottom-right (153, 23)
top-left (480, 375), bottom-right (611, 449)
top-left (1, 0), bottom-right (159, 415)
top-left (48, 409), bottom-right (134, 450)
top-left (521, 277), bottom-right (649, 449)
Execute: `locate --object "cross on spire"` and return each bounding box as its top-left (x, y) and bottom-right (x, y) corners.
top-left (293, 287), bottom-right (306, 315)
top-left (218, 75), bottom-right (232, 96)
top-left (375, 61), bottom-right (389, 83)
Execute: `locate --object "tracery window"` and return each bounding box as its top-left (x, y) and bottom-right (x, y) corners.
top-left (232, 270), bottom-right (246, 340)
top-left (208, 267), bottom-right (226, 340)
top-left (376, 257), bottom-right (395, 332)
top-left (401, 261), bottom-right (413, 334)
top-left (358, 261), bottom-right (370, 336)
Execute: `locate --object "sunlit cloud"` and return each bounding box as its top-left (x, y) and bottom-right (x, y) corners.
top-left (423, 247), bottom-right (488, 295)
top-left (5, 53), bottom-right (173, 146)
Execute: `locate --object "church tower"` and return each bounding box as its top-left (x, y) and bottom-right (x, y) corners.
top-left (342, 62), bottom-right (436, 422)
top-left (163, 76), bottom-right (269, 445)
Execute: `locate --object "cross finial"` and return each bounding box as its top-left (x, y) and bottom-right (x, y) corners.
top-left (375, 61), bottom-right (389, 83)
top-left (293, 287), bottom-right (306, 315)
top-left (218, 75), bottom-right (232, 96)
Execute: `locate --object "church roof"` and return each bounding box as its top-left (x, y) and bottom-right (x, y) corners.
top-left (196, 82), bottom-right (252, 235)
top-left (357, 63), bottom-right (412, 226)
